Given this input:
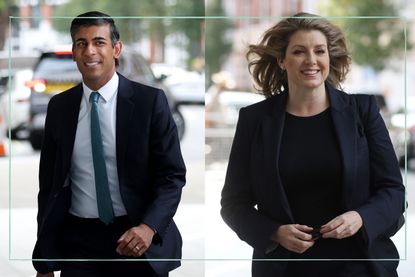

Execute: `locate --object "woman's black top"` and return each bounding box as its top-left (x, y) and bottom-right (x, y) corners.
top-left (279, 108), bottom-right (373, 276)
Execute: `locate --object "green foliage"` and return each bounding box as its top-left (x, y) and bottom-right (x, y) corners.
top-left (0, 0), bottom-right (14, 11)
top-left (167, 0), bottom-right (204, 67)
top-left (52, 0), bottom-right (203, 67)
top-left (0, 0), bottom-right (16, 50)
top-left (205, 0), bottom-right (233, 81)
top-left (321, 0), bottom-right (407, 71)
top-left (53, 0), bottom-right (146, 43)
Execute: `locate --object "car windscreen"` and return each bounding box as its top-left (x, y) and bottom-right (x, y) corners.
top-left (118, 51), bottom-right (156, 84)
top-left (33, 54), bottom-right (81, 81)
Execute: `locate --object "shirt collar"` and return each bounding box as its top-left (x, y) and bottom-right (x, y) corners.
top-left (83, 72), bottom-right (119, 103)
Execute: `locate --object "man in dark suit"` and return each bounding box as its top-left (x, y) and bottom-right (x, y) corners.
top-left (32, 11), bottom-right (186, 277)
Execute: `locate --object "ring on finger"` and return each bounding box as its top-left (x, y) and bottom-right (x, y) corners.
top-left (134, 246), bottom-right (140, 251)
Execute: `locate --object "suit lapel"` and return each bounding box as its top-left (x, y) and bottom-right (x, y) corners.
top-left (256, 85), bottom-right (358, 222)
top-left (116, 74), bottom-right (135, 175)
top-left (327, 85), bottom-right (357, 209)
top-left (61, 84), bottom-right (82, 173)
top-left (259, 93), bottom-right (294, 222)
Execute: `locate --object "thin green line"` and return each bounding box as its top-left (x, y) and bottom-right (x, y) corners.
top-left (403, 15), bottom-right (408, 262)
top-left (8, 15), bottom-right (12, 260)
top-left (200, 15), bottom-right (404, 19)
top-left (10, 16), bottom-right (205, 19)
top-left (9, 15), bottom-right (403, 20)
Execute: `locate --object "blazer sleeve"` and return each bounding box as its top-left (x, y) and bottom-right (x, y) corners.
top-left (221, 108), bottom-right (280, 253)
top-left (141, 90), bottom-right (186, 240)
top-left (36, 96), bottom-right (58, 234)
top-left (354, 95), bottom-right (406, 248)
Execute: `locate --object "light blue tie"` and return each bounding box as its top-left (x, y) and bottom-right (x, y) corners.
top-left (90, 91), bottom-right (114, 224)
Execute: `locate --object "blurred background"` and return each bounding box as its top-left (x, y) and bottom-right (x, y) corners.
top-left (0, 0), bottom-right (414, 276)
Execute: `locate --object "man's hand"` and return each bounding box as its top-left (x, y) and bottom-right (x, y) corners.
top-left (272, 224), bottom-right (315, 254)
top-left (36, 272), bottom-right (54, 277)
top-left (320, 211), bottom-right (363, 239)
top-left (116, 223), bottom-right (155, 257)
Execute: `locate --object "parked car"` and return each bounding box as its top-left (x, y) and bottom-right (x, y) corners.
top-left (163, 70), bottom-right (204, 106)
top-left (205, 90), bottom-right (265, 165)
top-left (151, 63), bottom-right (204, 106)
top-left (0, 92), bottom-right (6, 155)
top-left (0, 69), bottom-right (32, 140)
top-left (150, 63), bottom-right (187, 80)
top-left (0, 69), bottom-right (9, 96)
top-left (27, 48), bottom-right (185, 150)
top-left (205, 90), bottom-right (264, 128)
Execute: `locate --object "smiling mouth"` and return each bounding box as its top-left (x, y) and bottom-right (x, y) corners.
top-left (301, 69), bottom-right (320, 76)
top-left (84, 61), bottom-right (100, 67)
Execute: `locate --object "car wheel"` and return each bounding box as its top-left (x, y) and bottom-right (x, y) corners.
top-left (172, 109), bottom-right (185, 141)
top-left (29, 132), bottom-right (42, 150)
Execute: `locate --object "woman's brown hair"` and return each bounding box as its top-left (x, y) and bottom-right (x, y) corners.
top-left (247, 12), bottom-right (351, 98)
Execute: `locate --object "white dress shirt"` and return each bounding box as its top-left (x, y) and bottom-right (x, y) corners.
top-left (69, 72), bottom-right (127, 218)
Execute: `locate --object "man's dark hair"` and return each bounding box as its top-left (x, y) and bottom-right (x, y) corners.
top-left (70, 11), bottom-right (120, 65)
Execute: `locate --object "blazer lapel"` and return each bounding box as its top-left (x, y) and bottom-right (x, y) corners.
top-left (328, 85), bottom-right (357, 210)
top-left (258, 85), bottom-right (358, 221)
top-left (61, 84), bottom-right (82, 174)
top-left (259, 93), bottom-right (294, 222)
top-left (116, 73), bottom-right (135, 175)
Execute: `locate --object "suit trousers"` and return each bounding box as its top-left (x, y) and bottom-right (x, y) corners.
top-left (60, 213), bottom-right (167, 277)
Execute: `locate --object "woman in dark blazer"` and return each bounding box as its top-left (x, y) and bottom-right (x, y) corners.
top-left (220, 13), bottom-right (405, 277)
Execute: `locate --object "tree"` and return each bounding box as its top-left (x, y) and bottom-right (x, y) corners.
top-left (320, 0), bottom-right (407, 71)
top-left (167, 0), bottom-right (204, 68)
top-left (205, 0), bottom-right (233, 81)
top-left (0, 0), bottom-right (17, 50)
top-left (52, 0), bottom-right (203, 66)
top-left (53, 0), bottom-right (147, 43)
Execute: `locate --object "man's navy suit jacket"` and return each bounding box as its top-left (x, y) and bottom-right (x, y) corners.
top-left (33, 73), bottom-right (186, 275)
top-left (221, 83), bottom-right (405, 277)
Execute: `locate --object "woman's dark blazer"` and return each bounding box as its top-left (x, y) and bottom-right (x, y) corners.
top-left (221, 84), bottom-right (405, 277)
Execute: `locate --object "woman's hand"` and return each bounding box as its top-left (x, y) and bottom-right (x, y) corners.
top-left (320, 211), bottom-right (363, 239)
top-left (272, 224), bottom-right (314, 254)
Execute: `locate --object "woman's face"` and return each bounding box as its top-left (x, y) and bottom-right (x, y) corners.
top-left (280, 29), bottom-right (330, 92)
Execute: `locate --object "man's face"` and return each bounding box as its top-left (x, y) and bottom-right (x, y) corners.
top-left (72, 24), bottom-right (122, 90)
